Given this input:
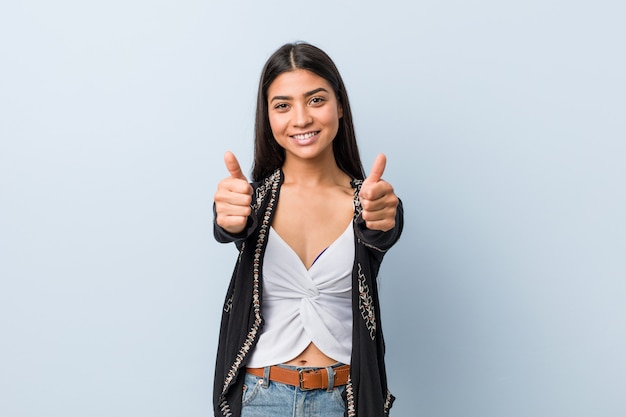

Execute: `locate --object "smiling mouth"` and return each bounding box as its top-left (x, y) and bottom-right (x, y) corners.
top-left (291, 131), bottom-right (319, 140)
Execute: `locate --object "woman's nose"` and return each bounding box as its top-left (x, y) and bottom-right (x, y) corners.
top-left (293, 105), bottom-right (312, 127)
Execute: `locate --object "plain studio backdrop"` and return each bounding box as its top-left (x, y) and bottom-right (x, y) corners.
top-left (1, 1), bottom-right (624, 416)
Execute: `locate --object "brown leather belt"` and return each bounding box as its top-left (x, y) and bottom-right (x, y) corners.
top-left (246, 365), bottom-right (350, 390)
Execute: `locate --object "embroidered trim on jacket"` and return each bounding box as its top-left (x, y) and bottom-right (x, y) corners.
top-left (357, 263), bottom-right (377, 340)
top-left (358, 239), bottom-right (387, 253)
top-left (346, 377), bottom-right (356, 417)
top-left (384, 389), bottom-right (394, 415)
top-left (224, 296), bottom-right (233, 313)
top-left (253, 174), bottom-right (277, 211)
top-left (352, 179), bottom-right (363, 218)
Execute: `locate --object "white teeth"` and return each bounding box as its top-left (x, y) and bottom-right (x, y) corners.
top-left (293, 131), bottom-right (317, 140)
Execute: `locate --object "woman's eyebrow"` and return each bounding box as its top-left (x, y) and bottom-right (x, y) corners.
top-left (270, 87), bottom-right (330, 102)
top-left (303, 87), bottom-right (329, 97)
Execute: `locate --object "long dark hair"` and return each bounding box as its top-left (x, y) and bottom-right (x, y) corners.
top-left (251, 42), bottom-right (365, 182)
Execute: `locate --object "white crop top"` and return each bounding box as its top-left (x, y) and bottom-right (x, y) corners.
top-left (246, 222), bottom-right (354, 368)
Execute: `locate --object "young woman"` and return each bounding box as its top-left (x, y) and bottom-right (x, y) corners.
top-left (212, 42), bottom-right (403, 417)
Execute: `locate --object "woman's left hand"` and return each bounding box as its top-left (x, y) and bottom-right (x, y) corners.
top-left (359, 154), bottom-right (399, 232)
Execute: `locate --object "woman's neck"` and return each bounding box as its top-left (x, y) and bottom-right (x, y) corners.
top-left (281, 156), bottom-right (349, 187)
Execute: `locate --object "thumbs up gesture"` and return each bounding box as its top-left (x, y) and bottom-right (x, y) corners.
top-left (214, 151), bottom-right (253, 234)
top-left (359, 154), bottom-right (399, 232)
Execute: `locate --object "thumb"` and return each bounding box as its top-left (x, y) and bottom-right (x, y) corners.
top-left (224, 151), bottom-right (248, 181)
top-left (365, 153), bottom-right (386, 184)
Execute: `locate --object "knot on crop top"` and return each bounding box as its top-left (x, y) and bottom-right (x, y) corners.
top-left (246, 222), bottom-right (354, 368)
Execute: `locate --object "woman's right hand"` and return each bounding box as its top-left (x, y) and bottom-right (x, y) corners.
top-left (214, 151), bottom-right (253, 234)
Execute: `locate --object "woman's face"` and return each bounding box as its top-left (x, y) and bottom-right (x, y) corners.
top-left (267, 69), bottom-right (342, 163)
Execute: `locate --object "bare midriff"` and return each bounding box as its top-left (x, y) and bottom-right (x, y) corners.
top-left (283, 342), bottom-right (338, 367)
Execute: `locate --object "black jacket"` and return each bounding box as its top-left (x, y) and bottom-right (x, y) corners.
top-left (213, 169), bottom-right (403, 416)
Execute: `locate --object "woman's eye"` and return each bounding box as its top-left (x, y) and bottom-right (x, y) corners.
top-left (310, 97), bottom-right (326, 105)
top-left (274, 103), bottom-right (289, 110)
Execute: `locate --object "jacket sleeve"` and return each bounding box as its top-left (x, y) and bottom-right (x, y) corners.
top-left (212, 203), bottom-right (258, 249)
top-left (355, 198), bottom-right (404, 259)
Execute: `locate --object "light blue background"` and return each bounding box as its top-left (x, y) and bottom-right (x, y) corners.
top-left (1, 1), bottom-right (624, 416)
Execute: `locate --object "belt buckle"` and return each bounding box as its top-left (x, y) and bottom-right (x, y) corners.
top-left (298, 369), bottom-right (314, 391)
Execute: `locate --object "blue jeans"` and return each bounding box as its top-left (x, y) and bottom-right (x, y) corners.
top-left (241, 365), bottom-right (347, 417)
